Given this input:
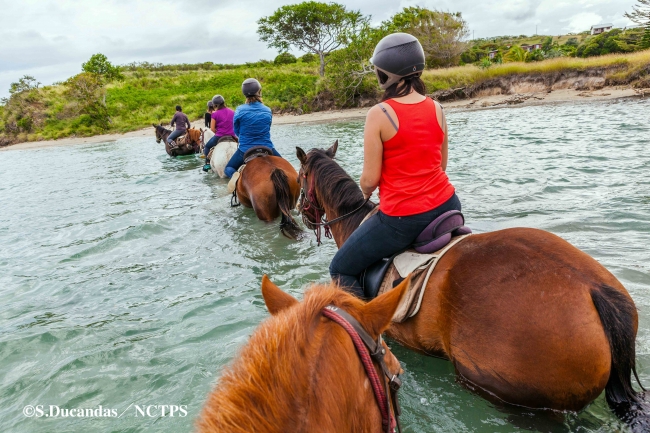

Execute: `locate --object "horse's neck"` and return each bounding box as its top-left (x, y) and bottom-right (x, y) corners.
top-left (322, 197), bottom-right (374, 248)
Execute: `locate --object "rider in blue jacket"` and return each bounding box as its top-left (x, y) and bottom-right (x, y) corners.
top-left (226, 79), bottom-right (281, 188)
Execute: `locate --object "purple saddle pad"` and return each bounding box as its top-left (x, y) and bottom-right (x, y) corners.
top-left (413, 210), bottom-right (471, 254)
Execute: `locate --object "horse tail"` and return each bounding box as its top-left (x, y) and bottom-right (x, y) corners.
top-left (591, 284), bottom-right (648, 431)
top-left (270, 168), bottom-right (302, 240)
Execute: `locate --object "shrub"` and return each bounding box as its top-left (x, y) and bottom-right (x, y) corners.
top-left (300, 53), bottom-right (317, 63)
top-left (274, 52), bottom-right (298, 65)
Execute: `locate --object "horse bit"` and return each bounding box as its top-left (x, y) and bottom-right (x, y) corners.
top-left (298, 168), bottom-right (370, 245)
top-left (322, 305), bottom-right (403, 433)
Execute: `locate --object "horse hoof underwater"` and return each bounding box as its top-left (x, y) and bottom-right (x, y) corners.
top-left (197, 275), bottom-right (409, 432)
top-left (296, 141), bottom-right (650, 431)
top-left (231, 146), bottom-right (302, 239)
top-left (152, 123), bottom-right (202, 157)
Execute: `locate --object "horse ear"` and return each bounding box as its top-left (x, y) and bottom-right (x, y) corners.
top-left (296, 147), bottom-right (308, 165)
top-left (359, 276), bottom-right (409, 338)
top-left (160, 122), bottom-right (163, 126)
top-left (325, 140), bottom-right (338, 158)
top-left (152, 124), bottom-right (156, 128)
top-left (261, 275), bottom-right (298, 315)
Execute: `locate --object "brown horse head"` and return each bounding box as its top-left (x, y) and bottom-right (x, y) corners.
top-left (153, 124), bottom-right (170, 144)
top-left (197, 275), bottom-right (409, 432)
top-left (296, 141), bottom-right (375, 247)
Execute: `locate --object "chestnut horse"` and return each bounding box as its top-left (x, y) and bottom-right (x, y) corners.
top-left (234, 152), bottom-right (302, 239)
top-left (295, 141), bottom-right (648, 430)
top-left (197, 275), bottom-right (408, 433)
top-left (152, 124), bottom-right (202, 156)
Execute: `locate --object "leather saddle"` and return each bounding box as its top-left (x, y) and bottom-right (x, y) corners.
top-left (360, 210), bottom-right (471, 299)
top-left (243, 146), bottom-right (273, 163)
top-left (217, 135), bottom-right (239, 144)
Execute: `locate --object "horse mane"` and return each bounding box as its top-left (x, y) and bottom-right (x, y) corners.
top-left (196, 283), bottom-right (367, 432)
top-left (305, 149), bottom-right (376, 236)
top-left (186, 128), bottom-right (201, 141)
top-left (155, 124), bottom-right (171, 135)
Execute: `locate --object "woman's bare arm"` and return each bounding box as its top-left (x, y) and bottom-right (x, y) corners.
top-left (435, 101), bottom-right (449, 172)
top-left (360, 106), bottom-right (384, 199)
top-left (210, 118), bottom-right (216, 134)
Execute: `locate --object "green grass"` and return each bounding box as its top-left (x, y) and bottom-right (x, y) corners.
top-left (10, 62), bottom-right (321, 142)
top-left (423, 49), bottom-right (650, 92)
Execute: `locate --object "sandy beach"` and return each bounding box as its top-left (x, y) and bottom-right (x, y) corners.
top-left (1, 86), bottom-right (643, 152)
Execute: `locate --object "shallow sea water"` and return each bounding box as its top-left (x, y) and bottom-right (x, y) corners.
top-left (1, 98), bottom-right (649, 432)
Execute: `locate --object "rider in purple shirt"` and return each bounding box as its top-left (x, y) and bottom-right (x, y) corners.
top-left (202, 95), bottom-right (236, 171)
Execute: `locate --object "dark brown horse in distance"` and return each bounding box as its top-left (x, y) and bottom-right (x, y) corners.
top-left (234, 148), bottom-right (301, 239)
top-left (152, 124), bottom-right (202, 157)
top-left (197, 275), bottom-right (408, 432)
top-left (295, 141), bottom-right (648, 431)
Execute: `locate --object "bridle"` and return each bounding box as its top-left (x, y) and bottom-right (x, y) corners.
top-left (298, 166), bottom-right (371, 246)
top-left (322, 305), bottom-right (402, 433)
top-left (155, 126), bottom-right (169, 144)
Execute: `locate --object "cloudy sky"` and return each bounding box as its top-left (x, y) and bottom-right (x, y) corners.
top-left (1, 0), bottom-right (638, 98)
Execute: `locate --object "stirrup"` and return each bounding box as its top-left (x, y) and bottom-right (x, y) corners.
top-left (227, 171), bottom-right (240, 193)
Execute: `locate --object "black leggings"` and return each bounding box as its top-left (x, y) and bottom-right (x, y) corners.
top-left (329, 193), bottom-right (462, 298)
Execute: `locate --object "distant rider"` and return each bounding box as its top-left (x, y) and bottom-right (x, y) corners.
top-left (204, 101), bottom-right (214, 128)
top-left (168, 105), bottom-right (191, 146)
top-left (226, 78), bottom-right (281, 190)
top-left (203, 95), bottom-right (236, 171)
top-left (329, 33), bottom-right (462, 298)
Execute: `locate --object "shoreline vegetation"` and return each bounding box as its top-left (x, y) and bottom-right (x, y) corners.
top-left (1, 86), bottom-right (641, 152)
top-left (1, 49), bottom-right (649, 150)
top-left (2, 1), bottom-right (650, 148)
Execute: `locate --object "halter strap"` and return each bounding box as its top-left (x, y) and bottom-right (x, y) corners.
top-left (322, 305), bottom-right (402, 433)
top-left (379, 104), bottom-right (399, 132)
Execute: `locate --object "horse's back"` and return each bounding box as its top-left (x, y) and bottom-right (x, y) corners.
top-left (416, 227), bottom-right (623, 410)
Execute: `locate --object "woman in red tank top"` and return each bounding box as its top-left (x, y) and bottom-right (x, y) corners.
top-left (329, 33), bottom-right (462, 298)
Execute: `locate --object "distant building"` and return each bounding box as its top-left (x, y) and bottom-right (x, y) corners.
top-left (521, 43), bottom-right (542, 52)
top-left (590, 23), bottom-right (613, 35)
top-left (488, 50), bottom-right (498, 59)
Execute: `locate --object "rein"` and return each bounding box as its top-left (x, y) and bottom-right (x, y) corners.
top-left (299, 173), bottom-right (371, 246)
top-left (322, 305), bottom-right (402, 433)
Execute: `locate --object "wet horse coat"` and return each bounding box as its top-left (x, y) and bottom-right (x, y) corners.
top-left (235, 150), bottom-right (302, 238)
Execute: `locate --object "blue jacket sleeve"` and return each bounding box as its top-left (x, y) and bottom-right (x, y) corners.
top-left (233, 109), bottom-right (241, 137)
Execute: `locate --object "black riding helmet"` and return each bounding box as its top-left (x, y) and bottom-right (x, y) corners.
top-left (241, 78), bottom-right (261, 97)
top-left (212, 95), bottom-right (225, 106)
top-left (370, 33), bottom-right (425, 90)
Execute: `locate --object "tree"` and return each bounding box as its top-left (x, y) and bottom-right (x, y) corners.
top-left (257, 1), bottom-right (366, 77)
top-left (387, 7), bottom-right (469, 68)
top-left (642, 27), bottom-right (650, 49)
top-left (325, 23), bottom-right (389, 105)
top-left (8, 75), bottom-right (40, 96)
top-left (65, 73), bottom-right (111, 129)
top-left (542, 36), bottom-right (553, 52)
top-left (0, 75), bottom-right (44, 135)
top-left (274, 52), bottom-right (298, 65)
top-left (82, 54), bottom-right (123, 81)
top-left (504, 46), bottom-right (528, 62)
top-left (625, 0), bottom-right (650, 26)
